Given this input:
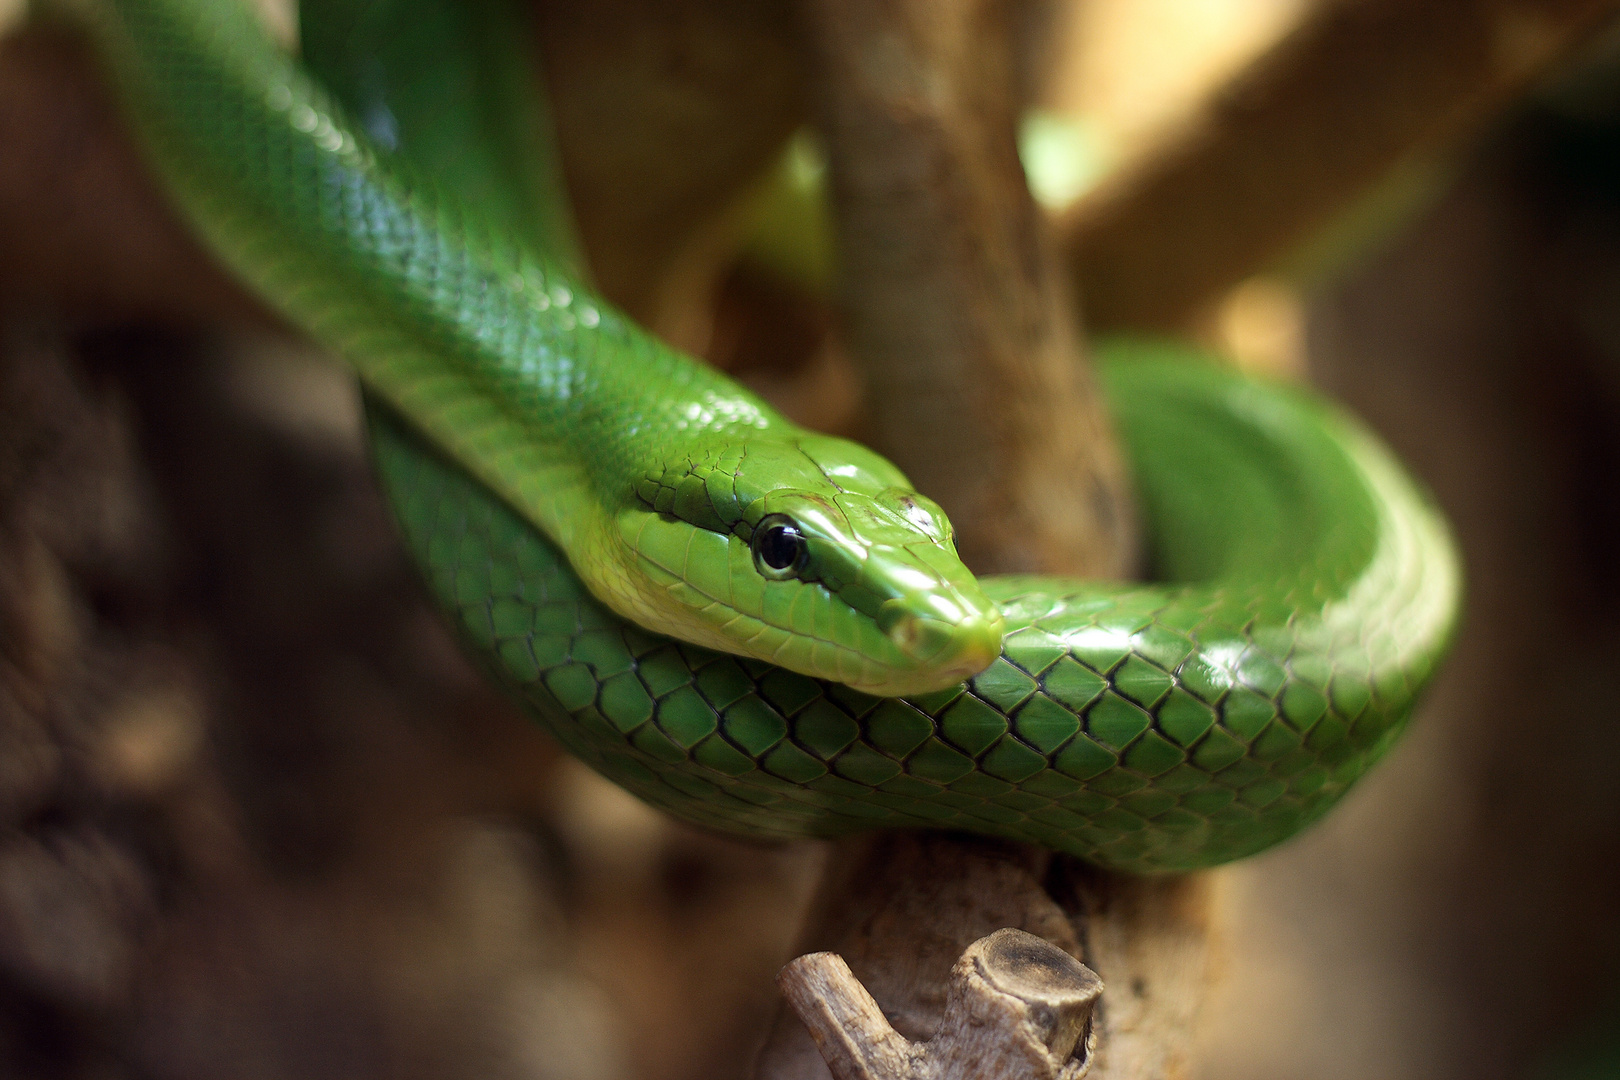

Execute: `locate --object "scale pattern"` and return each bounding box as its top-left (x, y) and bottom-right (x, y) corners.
top-left (371, 353), bottom-right (1459, 873)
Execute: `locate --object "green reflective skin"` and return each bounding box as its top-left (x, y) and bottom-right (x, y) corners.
top-left (64, 0), bottom-right (1462, 873)
top-left (63, 0), bottom-right (1006, 700)
top-left (370, 346), bottom-right (1458, 871)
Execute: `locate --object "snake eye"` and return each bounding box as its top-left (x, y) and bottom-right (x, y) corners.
top-left (752, 514), bottom-right (808, 578)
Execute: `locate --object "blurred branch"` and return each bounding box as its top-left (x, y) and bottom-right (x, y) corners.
top-left (530, 0), bottom-right (805, 350)
top-left (1065, 0), bottom-right (1620, 332)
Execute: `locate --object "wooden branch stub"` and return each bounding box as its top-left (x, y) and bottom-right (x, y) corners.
top-left (961, 928), bottom-right (1101, 1066)
top-left (780, 928), bottom-right (1103, 1080)
top-left (777, 952), bottom-right (914, 1080)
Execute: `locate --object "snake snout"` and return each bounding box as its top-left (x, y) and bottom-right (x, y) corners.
top-left (878, 597), bottom-right (1003, 689)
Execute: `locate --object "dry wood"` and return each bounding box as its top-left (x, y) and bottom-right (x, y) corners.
top-left (754, 836), bottom-right (1211, 1080)
top-left (755, 834), bottom-right (1086, 1079)
top-left (795, 0), bottom-right (1135, 578)
top-left (1048, 862), bottom-right (1216, 1079)
top-left (1064, 0), bottom-right (1620, 332)
top-left (778, 927), bottom-right (1103, 1080)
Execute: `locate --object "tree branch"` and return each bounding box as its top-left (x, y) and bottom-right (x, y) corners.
top-left (1065, 0), bottom-right (1620, 332)
top-left (753, 2), bottom-right (1214, 1077)
top-left (797, 0), bottom-right (1134, 577)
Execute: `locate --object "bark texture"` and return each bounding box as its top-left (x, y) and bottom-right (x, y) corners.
top-left (778, 928), bottom-right (1102, 1080)
top-left (798, 0), bottom-right (1136, 578)
top-left (756, 837), bottom-right (1212, 1080)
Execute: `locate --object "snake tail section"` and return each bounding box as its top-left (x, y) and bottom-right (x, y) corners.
top-left (372, 345), bottom-right (1461, 874)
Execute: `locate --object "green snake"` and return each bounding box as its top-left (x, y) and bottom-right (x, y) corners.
top-left (55, 0), bottom-right (1462, 873)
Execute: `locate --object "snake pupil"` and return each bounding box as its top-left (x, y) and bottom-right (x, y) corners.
top-left (753, 516), bottom-right (807, 575)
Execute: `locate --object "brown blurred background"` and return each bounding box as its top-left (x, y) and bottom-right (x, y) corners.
top-left (3, 0), bottom-right (1620, 1077)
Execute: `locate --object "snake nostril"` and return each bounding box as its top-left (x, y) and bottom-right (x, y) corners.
top-left (883, 609), bottom-right (954, 662)
top-left (888, 615), bottom-right (920, 653)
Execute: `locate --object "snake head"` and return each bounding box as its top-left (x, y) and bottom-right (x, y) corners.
top-left (616, 434), bottom-right (1004, 697)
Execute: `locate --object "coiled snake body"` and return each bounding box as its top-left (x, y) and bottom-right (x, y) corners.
top-left (60, 0), bottom-right (1461, 873)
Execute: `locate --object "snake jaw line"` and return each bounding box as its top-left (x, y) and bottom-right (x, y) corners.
top-left (608, 476), bottom-right (1006, 696)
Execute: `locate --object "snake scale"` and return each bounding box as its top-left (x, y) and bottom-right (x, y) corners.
top-left (56, 0), bottom-right (1461, 872)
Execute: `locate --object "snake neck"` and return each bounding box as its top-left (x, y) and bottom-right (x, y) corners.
top-left (72, 0), bottom-right (1005, 694)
